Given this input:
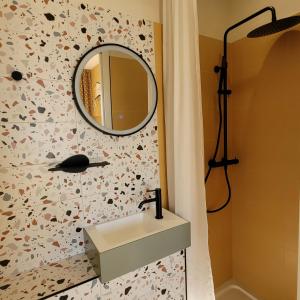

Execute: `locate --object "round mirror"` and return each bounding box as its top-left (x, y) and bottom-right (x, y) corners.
top-left (73, 44), bottom-right (157, 136)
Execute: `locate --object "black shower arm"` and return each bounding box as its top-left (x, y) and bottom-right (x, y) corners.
top-left (223, 6), bottom-right (276, 59)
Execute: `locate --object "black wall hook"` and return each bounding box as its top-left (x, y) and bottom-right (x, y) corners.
top-left (48, 154), bottom-right (110, 173)
top-left (11, 71), bottom-right (23, 81)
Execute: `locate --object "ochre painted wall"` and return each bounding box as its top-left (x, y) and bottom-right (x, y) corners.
top-left (230, 25), bottom-right (300, 299)
top-left (154, 23), bottom-right (169, 209)
top-left (198, 0), bottom-right (300, 296)
top-left (110, 56), bottom-right (148, 130)
top-left (200, 20), bottom-right (300, 297)
top-left (199, 35), bottom-right (233, 288)
top-left (90, 63), bottom-right (102, 124)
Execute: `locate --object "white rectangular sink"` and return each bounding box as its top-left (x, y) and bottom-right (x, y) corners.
top-left (84, 207), bottom-right (191, 282)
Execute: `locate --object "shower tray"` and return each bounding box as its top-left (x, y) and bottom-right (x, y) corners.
top-left (216, 282), bottom-right (258, 300)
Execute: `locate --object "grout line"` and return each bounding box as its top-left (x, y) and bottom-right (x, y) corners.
top-left (0, 74), bottom-right (73, 83)
top-left (39, 276), bottom-right (99, 300)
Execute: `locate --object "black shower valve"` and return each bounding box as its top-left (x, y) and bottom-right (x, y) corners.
top-left (214, 65), bottom-right (222, 73)
top-left (208, 158), bottom-right (239, 168)
top-left (218, 89), bottom-right (232, 95)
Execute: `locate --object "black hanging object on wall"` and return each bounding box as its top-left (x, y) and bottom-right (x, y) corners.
top-left (205, 6), bottom-right (300, 214)
top-left (48, 154), bottom-right (110, 173)
top-left (11, 71), bottom-right (23, 81)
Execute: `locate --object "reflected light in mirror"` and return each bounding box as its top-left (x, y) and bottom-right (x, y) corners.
top-left (80, 50), bottom-right (149, 131)
top-left (73, 44), bottom-right (157, 136)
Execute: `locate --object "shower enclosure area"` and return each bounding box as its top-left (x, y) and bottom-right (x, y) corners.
top-left (200, 4), bottom-right (300, 300)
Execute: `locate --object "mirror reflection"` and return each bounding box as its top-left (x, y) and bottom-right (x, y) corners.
top-left (78, 48), bottom-right (155, 132)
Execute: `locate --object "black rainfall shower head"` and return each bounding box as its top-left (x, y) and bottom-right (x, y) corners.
top-left (247, 15), bottom-right (300, 38)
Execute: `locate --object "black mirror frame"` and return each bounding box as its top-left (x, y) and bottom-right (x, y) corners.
top-left (72, 43), bottom-right (158, 137)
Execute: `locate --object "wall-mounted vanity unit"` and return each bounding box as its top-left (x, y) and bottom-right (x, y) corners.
top-left (84, 207), bottom-right (191, 283)
top-left (74, 43), bottom-right (191, 283)
top-left (0, 0), bottom-right (188, 298)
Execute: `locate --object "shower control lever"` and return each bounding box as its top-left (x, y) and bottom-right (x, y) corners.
top-left (218, 89), bottom-right (232, 95)
top-left (208, 158), bottom-right (239, 169)
top-left (214, 65), bottom-right (222, 73)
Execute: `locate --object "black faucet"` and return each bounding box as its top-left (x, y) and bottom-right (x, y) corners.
top-left (138, 188), bottom-right (163, 219)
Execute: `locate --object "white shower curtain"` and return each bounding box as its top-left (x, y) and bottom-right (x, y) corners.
top-left (163, 0), bottom-right (215, 299)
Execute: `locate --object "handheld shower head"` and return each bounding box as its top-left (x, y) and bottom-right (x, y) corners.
top-left (247, 15), bottom-right (300, 38)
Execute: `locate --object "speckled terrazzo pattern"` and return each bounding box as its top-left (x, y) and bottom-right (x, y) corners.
top-left (0, 0), bottom-right (157, 278)
top-left (0, 1), bottom-right (155, 81)
top-left (101, 251), bottom-right (186, 300)
top-left (46, 251), bottom-right (185, 300)
top-left (47, 278), bottom-right (102, 300)
top-left (0, 251), bottom-right (185, 300)
top-left (0, 253), bottom-right (97, 300)
top-left (0, 0), bottom-right (185, 299)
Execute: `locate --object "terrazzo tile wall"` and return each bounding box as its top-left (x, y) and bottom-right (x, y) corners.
top-left (47, 251), bottom-right (186, 300)
top-left (0, 0), bottom-right (186, 298)
top-left (0, 0), bottom-right (158, 276)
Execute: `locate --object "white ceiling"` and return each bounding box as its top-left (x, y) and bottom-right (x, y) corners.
top-left (85, 55), bottom-right (100, 70)
top-left (98, 0), bottom-right (161, 23)
top-left (197, 0), bottom-right (300, 42)
top-left (84, 51), bottom-right (134, 70)
top-left (96, 0), bottom-right (300, 42)
top-left (197, 0), bottom-right (232, 41)
top-left (228, 0), bottom-right (300, 42)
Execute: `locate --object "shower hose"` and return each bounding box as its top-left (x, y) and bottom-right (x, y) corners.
top-left (204, 84), bottom-right (232, 214)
